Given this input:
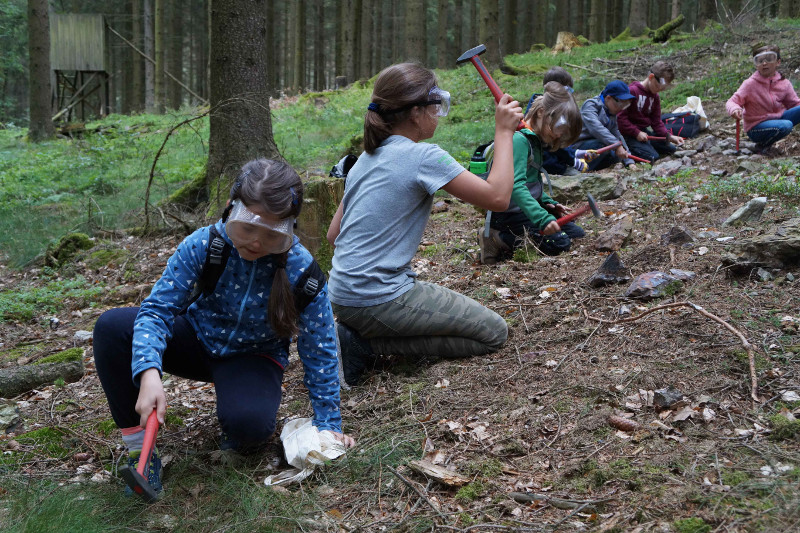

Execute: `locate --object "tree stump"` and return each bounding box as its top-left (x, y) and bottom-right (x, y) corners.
top-left (296, 177), bottom-right (345, 272)
top-left (552, 32), bottom-right (583, 53)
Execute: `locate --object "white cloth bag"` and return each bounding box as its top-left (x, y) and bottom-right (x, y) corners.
top-left (264, 418), bottom-right (346, 486)
top-left (671, 96), bottom-right (710, 130)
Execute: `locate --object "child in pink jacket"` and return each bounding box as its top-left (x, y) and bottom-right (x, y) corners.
top-left (727, 45), bottom-right (800, 153)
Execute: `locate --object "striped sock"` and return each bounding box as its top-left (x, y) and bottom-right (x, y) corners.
top-left (121, 427), bottom-right (145, 454)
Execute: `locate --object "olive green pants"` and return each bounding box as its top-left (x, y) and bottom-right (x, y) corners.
top-left (332, 280), bottom-right (508, 358)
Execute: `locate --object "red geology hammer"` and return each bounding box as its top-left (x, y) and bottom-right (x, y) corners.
top-left (119, 410), bottom-right (160, 503)
top-left (555, 193), bottom-right (603, 226)
top-left (456, 44), bottom-right (531, 131)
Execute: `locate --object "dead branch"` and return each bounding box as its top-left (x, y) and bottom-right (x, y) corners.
top-left (386, 465), bottom-right (446, 520)
top-left (585, 301), bottom-right (760, 403)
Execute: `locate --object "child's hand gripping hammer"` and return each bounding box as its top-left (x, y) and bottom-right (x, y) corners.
top-left (554, 193), bottom-right (603, 227)
top-left (456, 44), bottom-right (531, 131)
top-left (119, 410), bottom-right (160, 503)
top-left (735, 118), bottom-right (741, 154)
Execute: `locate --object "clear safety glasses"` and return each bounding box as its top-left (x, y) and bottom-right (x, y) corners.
top-left (425, 87), bottom-right (451, 117)
top-left (753, 51), bottom-right (778, 66)
top-left (225, 200), bottom-right (294, 255)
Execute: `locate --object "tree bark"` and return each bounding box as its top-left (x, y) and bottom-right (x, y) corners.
top-left (314, 0), bottom-right (325, 90)
top-left (168, 2), bottom-right (183, 109)
top-left (479, 0), bottom-right (500, 66)
top-left (206, 0), bottom-right (279, 211)
top-left (342, 0), bottom-right (356, 82)
top-left (144, 0), bottom-right (155, 112)
top-left (132, 0), bottom-right (144, 111)
top-left (589, 0), bottom-right (604, 41)
top-left (503, 0), bottom-right (517, 55)
top-left (437, 0), bottom-right (449, 68)
top-left (405, 0), bottom-right (425, 61)
top-left (27, 0), bottom-right (54, 141)
top-left (0, 362), bottom-right (84, 398)
top-left (154, 0), bottom-right (165, 113)
top-left (293, 0), bottom-right (305, 92)
top-left (672, 0), bottom-right (682, 19)
top-left (359, 0), bottom-right (372, 79)
top-left (629, 0), bottom-right (648, 36)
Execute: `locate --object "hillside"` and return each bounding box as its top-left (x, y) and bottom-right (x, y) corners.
top-left (1, 20), bottom-right (800, 532)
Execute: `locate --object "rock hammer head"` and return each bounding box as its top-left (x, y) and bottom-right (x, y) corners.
top-left (587, 193), bottom-right (603, 219)
top-left (456, 44), bottom-right (487, 64)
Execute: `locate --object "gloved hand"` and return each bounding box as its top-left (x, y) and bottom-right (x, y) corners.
top-left (574, 149), bottom-right (599, 161)
top-left (573, 157), bottom-right (589, 173)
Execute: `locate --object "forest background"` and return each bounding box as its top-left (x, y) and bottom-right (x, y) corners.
top-left (4, 0), bottom-right (800, 125)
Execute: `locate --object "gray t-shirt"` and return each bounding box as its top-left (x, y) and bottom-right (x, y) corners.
top-left (328, 135), bottom-right (465, 307)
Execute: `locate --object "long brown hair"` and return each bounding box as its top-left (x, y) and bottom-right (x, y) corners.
top-left (364, 63), bottom-right (437, 153)
top-left (229, 159), bottom-right (304, 338)
top-left (524, 81), bottom-right (582, 150)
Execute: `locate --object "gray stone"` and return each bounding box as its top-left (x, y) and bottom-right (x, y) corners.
top-left (661, 226), bottom-right (695, 246)
top-left (587, 251), bottom-right (631, 287)
top-left (654, 386), bottom-right (685, 410)
top-left (710, 169), bottom-right (726, 176)
top-left (722, 197), bottom-right (767, 227)
top-left (595, 217), bottom-right (633, 252)
top-left (674, 149), bottom-right (697, 157)
top-left (787, 273), bottom-right (795, 281)
top-left (735, 161), bottom-right (763, 174)
top-left (722, 218), bottom-right (800, 271)
top-left (707, 145), bottom-right (723, 155)
top-left (549, 173), bottom-right (621, 204)
top-left (0, 399), bottom-right (21, 433)
top-left (73, 330), bottom-right (93, 343)
top-left (624, 271), bottom-right (681, 300)
top-left (696, 230), bottom-right (721, 239)
top-left (695, 135), bottom-right (720, 152)
top-left (653, 159), bottom-right (683, 177)
top-left (669, 269), bottom-right (696, 280)
top-left (756, 267), bottom-right (773, 281)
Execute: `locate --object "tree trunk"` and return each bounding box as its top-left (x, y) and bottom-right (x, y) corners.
top-left (0, 362), bottom-right (84, 398)
top-left (154, 0), bottom-right (166, 113)
top-left (436, 0), bottom-right (449, 68)
top-left (359, 0), bottom-right (372, 79)
top-left (27, 0), bottom-right (54, 142)
top-left (629, 0), bottom-right (648, 36)
top-left (589, 0), bottom-right (604, 41)
top-left (698, 0), bottom-right (717, 27)
top-left (532, 0), bottom-right (547, 47)
top-left (265, 0), bottom-right (277, 95)
top-left (207, 0), bottom-right (279, 211)
top-left (405, 0), bottom-right (425, 61)
top-left (453, 0), bottom-right (464, 57)
top-left (132, 0), bottom-right (143, 111)
top-left (503, 0), bottom-right (516, 55)
top-left (672, 0), bottom-right (682, 19)
top-left (293, 0), bottom-right (305, 93)
top-left (515, 0), bottom-right (527, 53)
top-left (168, 2), bottom-right (183, 109)
top-left (144, 0), bottom-right (155, 112)
top-left (479, 0), bottom-right (500, 66)
top-left (314, 0), bottom-right (325, 90)
top-left (342, 0), bottom-right (356, 82)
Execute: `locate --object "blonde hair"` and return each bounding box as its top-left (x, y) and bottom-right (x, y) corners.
top-left (524, 81), bottom-right (582, 150)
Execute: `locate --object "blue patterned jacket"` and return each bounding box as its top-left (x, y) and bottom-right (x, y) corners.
top-left (131, 221), bottom-right (342, 432)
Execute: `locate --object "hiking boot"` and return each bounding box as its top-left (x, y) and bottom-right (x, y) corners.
top-left (562, 166), bottom-right (582, 176)
top-left (124, 448), bottom-right (162, 496)
top-left (478, 228), bottom-right (510, 265)
top-left (336, 322), bottom-right (373, 386)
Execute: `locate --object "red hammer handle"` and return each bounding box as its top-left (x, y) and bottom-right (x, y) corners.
top-left (137, 410), bottom-right (160, 477)
top-left (595, 141), bottom-right (621, 154)
top-left (647, 136), bottom-right (666, 141)
top-left (735, 119), bottom-right (741, 152)
top-left (555, 203), bottom-right (591, 226)
top-left (627, 154), bottom-right (650, 163)
top-left (469, 55), bottom-right (530, 131)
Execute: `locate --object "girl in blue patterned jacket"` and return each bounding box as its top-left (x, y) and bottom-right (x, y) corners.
top-left (94, 159), bottom-right (353, 496)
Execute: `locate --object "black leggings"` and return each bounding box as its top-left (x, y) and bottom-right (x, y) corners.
top-left (93, 307), bottom-right (284, 448)
top-left (492, 211), bottom-right (585, 256)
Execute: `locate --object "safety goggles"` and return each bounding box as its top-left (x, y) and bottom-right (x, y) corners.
top-left (609, 96), bottom-right (631, 110)
top-left (753, 51), bottom-right (778, 65)
top-left (225, 200), bottom-right (294, 254)
top-left (425, 86), bottom-right (451, 117)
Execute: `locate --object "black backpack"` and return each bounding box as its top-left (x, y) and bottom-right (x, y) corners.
top-left (329, 154), bottom-right (358, 179)
top-left (661, 112), bottom-right (701, 138)
top-left (179, 226), bottom-right (326, 316)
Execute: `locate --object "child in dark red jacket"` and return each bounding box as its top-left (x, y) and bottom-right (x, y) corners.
top-left (726, 45), bottom-right (800, 154)
top-left (618, 61), bottom-right (684, 163)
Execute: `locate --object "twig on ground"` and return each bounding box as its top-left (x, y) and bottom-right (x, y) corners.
top-left (386, 465), bottom-right (445, 520)
top-left (585, 301), bottom-right (760, 403)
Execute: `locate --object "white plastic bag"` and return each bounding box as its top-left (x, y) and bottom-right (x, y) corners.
top-left (263, 418), bottom-right (346, 486)
top-left (671, 96), bottom-right (709, 130)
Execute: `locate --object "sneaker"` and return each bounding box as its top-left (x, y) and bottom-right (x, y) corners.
top-left (123, 448), bottom-right (162, 497)
top-left (336, 322), bottom-right (373, 386)
top-left (561, 166), bottom-right (582, 176)
top-left (478, 228), bottom-right (510, 265)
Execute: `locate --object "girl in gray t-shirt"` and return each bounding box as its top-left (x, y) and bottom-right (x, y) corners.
top-left (326, 62), bottom-right (522, 385)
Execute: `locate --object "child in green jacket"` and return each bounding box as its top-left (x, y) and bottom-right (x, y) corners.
top-left (479, 82), bottom-right (585, 263)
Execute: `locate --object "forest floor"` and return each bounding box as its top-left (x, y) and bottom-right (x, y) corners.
top-left (2, 24), bottom-right (800, 533)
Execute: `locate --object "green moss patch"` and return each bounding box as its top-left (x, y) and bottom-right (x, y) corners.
top-left (35, 347), bottom-right (83, 365)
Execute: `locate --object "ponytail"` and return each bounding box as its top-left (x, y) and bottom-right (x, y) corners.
top-left (525, 81), bottom-right (582, 150)
top-left (268, 251), bottom-right (298, 338)
top-left (364, 62), bottom-right (436, 153)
